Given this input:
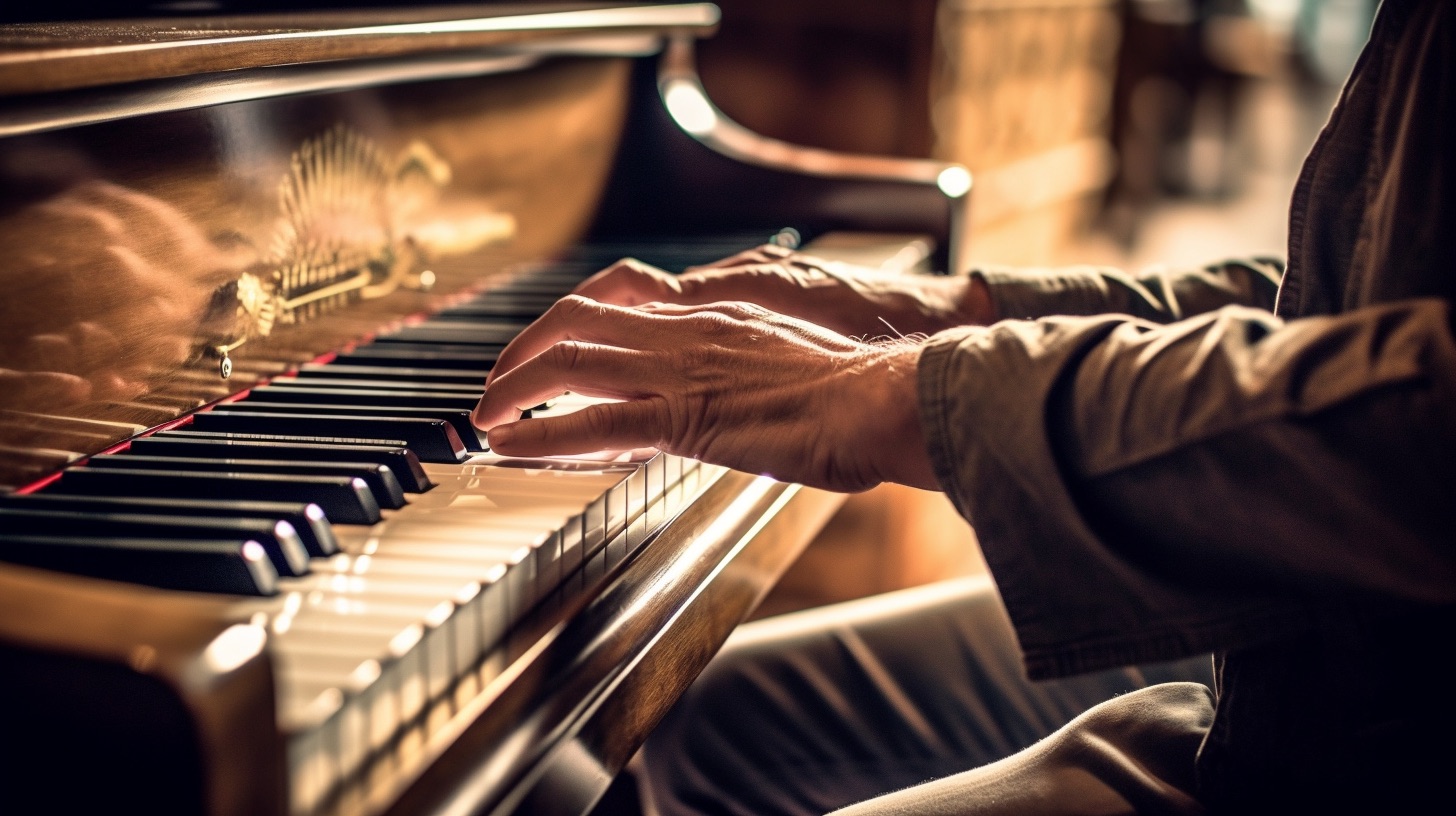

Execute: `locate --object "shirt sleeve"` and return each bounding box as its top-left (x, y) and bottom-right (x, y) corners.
top-left (973, 257), bottom-right (1283, 323)
top-left (917, 298), bottom-right (1456, 680)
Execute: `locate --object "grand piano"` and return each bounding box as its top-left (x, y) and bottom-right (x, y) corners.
top-left (0, 4), bottom-right (968, 814)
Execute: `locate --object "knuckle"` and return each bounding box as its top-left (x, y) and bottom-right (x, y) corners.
top-left (548, 340), bottom-right (585, 371)
top-left (581, 405), bottom-right (619, 439)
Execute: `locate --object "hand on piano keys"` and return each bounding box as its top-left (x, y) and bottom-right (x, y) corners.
top-left (568, 243), bottom-right (997, 338)
top-left (472, 252), bottom-right (942, 493)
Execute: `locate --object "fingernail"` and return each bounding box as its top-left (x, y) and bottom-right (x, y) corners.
top-left (487, 425), bottom-right (514, 447)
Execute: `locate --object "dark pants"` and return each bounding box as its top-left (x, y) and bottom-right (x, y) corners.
top-left (640, 577), bottom-right (1215, 816)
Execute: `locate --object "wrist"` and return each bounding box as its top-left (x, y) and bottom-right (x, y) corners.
top-left (864, 343), bottom-right (940, 491)
top-left (958, 273), bottom-right (998, 325)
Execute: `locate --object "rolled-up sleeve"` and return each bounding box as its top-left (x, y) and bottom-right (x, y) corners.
top-left (974, 258), bottom-right (1283, 323)
top-left (918, 298), bottom-right (1456, 679)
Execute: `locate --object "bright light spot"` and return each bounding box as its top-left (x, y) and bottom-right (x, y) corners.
top-left (388, 624), bottom-right (423, 657)
top-left (937, 166), bottom-right (972, 198)
top-left (242, 540), bottom-right (267, 563)
top-left (664, 80), bottom-right (718, 135)
top-left (349, 659), bottom-right (381, 689)
top-left (305, 504), bottom-right (326, 522)
top-left (202, 623), bottom-right (267, 674)
top-left (425, 601), bottom-right (454, 628)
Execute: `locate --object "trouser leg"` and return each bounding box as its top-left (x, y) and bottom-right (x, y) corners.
top-left (640, 576), bottom-right (1213, 816)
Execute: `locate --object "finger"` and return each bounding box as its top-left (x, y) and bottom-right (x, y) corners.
top-left (573, 258), bottom-right (681, 306)
top-left (633, 300), bottom-right (773, 321)
top-left (485, 295), bottom-right (654, 386)
top-left (472, 342), bottom-right (663, 430)
top-left (486, 399), bottom-right (664, 458)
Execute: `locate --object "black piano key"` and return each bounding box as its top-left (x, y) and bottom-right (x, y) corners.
top-left (375, 324), bottom-right (520, 346)
top-left (251, 385), bottom-right (477, 412)
top-left (431, 300), bottom-right (556, 320)
top-left (188, 411), bottom-right (467, 464)
top-left (51, 466), bottom-right (383, 525)
top-left (0, 534), bottom-right (277, 596)
top-left (291, 364), bottom-right (489, 385)
top-left (216, 402), bottom-right (485, 452)
top-left (0, 507), bottom-right (310, 577)
top-left (85, 453), bottom-right (407, 510)
top-left (0, 492), bottom-right (338, 557)
top-left (129, 435), bottom-right (431, 495)
top-left (267, 377), bottom-right (482, 394)
top-left (337, 345), bottom-right (499, 368)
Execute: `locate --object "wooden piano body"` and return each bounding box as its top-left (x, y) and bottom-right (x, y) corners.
top-left (0, 5), bottom-right (967, 814)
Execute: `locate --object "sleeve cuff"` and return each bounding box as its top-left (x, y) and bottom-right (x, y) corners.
top-left (974, 264), bottom-right (1118, 320)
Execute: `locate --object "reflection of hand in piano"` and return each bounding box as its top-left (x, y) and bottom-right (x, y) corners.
top-left (571, 243), bottom-right (995, 339)
top-left (0, 181), bottom-right (252, 409)
top-left (471, 288), bottom-right (940, 492)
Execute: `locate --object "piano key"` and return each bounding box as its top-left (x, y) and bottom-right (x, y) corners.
top-left (0, 507), bottom-right (310, 577)
top-left (188, 411), bottom-right (468, 464)
top-left (263, 377), bottom-right (482, 394)
top-left (273, 605), bottom-right (452, 747)
top-left (374, 324), bottom-right (519, 345)
top-left (50, 466), bottom-right (383, 525)
top-left (0, 534), bottom-right (277, 595)
top-left (128, 434), bottom-right (432, 494)
top-left (289, 364), bottom-right (489, 385)
top-left (334, 346), bottom-right (499, 369)
top-left (429, 300), bottom-right (557, 320)
top-left (314, 553), bottom-right (509, 654)
top-left (0, 491), bottom-right (338, 557)
top-left (216, 402), bottom-right (485, 452)
top-left (85, 453), bottom-right (407, 510)
top-left (250, 386), bottom-right (478, 411)
top-left (277, 571), bottom-right (484, 669)
top-left (331, 525), bottom-right (540, 624)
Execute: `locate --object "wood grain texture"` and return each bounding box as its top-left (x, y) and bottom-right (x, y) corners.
top-left (0, 3), bottom-right (717, 95)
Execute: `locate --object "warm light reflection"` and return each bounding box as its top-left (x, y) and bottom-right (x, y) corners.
top-left (349, 659), bottom-right (382, 689)
top-left (937, 165), bottom-right (972, 198)
top-left (425, 600), bottom-right (454, 628)
top-left (242, 540), bottom-right (267, 564)
top-left (202, 623), bottom-right (267, 674)
top-left (388, 624), bottom-right (424, 657)
top-left (663, 79), bottom-right (719, 135)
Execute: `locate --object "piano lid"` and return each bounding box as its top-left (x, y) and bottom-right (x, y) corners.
top-left (0, 3), bottom-right (720, 96)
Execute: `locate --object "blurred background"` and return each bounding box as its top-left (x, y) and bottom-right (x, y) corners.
top-left (687, 0), bottom-right (1380, 615)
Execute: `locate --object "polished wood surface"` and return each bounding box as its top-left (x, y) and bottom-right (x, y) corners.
top-left (0, 4), bottom-right (717, 95)
top-left (0, 562), bottom-right (285, 815)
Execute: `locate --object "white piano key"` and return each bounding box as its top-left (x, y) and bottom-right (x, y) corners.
top-left (317, 550), bottom-right (511, 613)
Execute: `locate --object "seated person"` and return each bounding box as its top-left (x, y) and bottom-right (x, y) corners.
top-left (473, 1), bottom-right (1456, 811)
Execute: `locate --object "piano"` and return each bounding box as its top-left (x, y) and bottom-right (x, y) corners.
top-left (0, 4), bottom-right (968, 815)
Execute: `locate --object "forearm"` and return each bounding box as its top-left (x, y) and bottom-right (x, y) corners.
top-left (919, 298), bottom-right (1456, 677)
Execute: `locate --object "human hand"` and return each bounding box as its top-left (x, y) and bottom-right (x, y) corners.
top-left (573, 244), bottom-right (996, 339)
top-left (470, 296), bottom-right (939, 492)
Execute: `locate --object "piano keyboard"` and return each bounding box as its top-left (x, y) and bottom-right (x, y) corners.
top-left (0, 239), bottom-right (765, 814)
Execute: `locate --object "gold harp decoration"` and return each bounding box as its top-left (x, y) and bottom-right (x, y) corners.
top-left (204, 125), bottom-right (463, 378)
